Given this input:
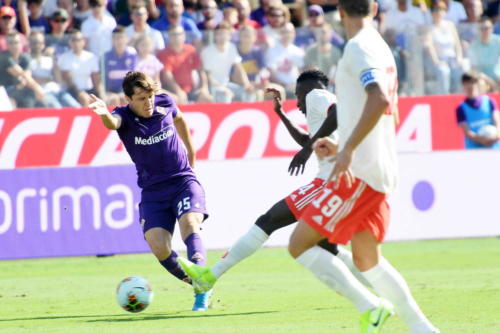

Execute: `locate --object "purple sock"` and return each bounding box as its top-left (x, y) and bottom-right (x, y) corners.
top-left (159, 251), bottom-right (191, 284)
top-left (184, 233), bottom-right (206, 266)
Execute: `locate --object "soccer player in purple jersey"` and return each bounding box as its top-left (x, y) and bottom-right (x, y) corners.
top-left (89, 71), bottom-right (212, 311)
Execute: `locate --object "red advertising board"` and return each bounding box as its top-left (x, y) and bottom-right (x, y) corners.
top-left (0, 94), bottom-right (498, 169)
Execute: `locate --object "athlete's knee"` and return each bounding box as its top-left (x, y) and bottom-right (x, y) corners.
top-left (255, 206), bottom-right (293, 235)
top-left (179, 213), bottom-right (203, 236)
top-left (255, 212), bottom-right (274, 235)
top-left (352, 252), bottom-right (377, 272)
top-left (148, 239), bottom-right (171, 260)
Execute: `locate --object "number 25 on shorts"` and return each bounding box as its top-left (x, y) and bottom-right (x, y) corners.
top-left (177, 197), bottom-right (191, 215)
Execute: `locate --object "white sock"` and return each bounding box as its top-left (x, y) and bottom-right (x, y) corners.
top-left (335, 246), bottom-right (372, 289)
top-left (211, 224), bottom-right (269, 278)
top-left (296, 246), bottom-right (380, 313)
top-left (362, 261), bottom-right (437, 333)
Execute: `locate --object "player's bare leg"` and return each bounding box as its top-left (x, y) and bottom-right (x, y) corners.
top-left (178, 212), bottom-right (212, 311)
top-left (144, 227), bottom-right (191, 284)
top-left (353, 230), bottom-right (439, 333)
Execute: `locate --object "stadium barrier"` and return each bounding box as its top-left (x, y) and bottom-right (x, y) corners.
top-left (1, 94), bottom-right (499, 259)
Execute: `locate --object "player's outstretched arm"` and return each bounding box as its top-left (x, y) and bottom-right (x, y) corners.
top-left (288, 104), bottom-right (338, 176)
top-left (266, 87), bottom-right (310, 147)
top-left (89, 94), bottom-right (122, 130)
top-left (174, 109), bottom-right (196, 168)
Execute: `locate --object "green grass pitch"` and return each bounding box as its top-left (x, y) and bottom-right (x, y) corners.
top-left (1, 238), bottom-right (499, 333)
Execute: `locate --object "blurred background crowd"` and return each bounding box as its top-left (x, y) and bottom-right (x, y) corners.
top-left (0, 0), bottom-right (499, 108)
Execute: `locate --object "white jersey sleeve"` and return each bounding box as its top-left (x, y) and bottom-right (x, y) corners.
top-left (305, 89), bottom-right (338, 180)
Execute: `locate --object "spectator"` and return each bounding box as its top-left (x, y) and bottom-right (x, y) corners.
top-left (233, 0), bottom-right (261, 29)
top-left (303, 23), bottom-right (341, 84)
top-left (444, 0), bottom-right (467, 24)
top-left (158, 25), bottom-right (212, 104)
top-left (104, 26), bottom-right (137, 106)
top-left (464, 0), bottom-right (483, 22)
top-left (250, 0), bottom-right (283, 27)
top-left (125, 4), bottom-right (165, 52)
top-left (222, 6), bottom-right (238, 27)
top-left (133, 34), bottom-right (164, 85)
top-left (81, 0), bottom-right (117, 56)
top-left (295, 5), bottom-right (344, 50)
top-left (456, 71), bottom-right (500, 148)
top-left (56, 0), bottom-right (78, 29)
top-left (424, 1), bottom-right (464, 94)
top-left (28, 31), bottom-right (80, 107)
top-left (0, 31), bottom-right (47, 107)
top-left (45, 8), bottom-right (71, 57)
top-left (183, 0), bottom-right (202, 24)
top-left (201, 21), bottom-right (253, 102)
top-left (113, 0), bottom-right (160, 23)
top-left (457, 0), bottom-right (483, 50)
top-left (73, 0), bottom-right (92, 29)
top-left (384, 28), bottom-right (408, 94)
top-left (262, 5), bottom-right (289, 48)
top-left (384, 0), bottom-right (430, 47)
top-left (57, 29), bottom-right (104, 106)
top-left (0, 6), bottom-right (28, 51)
top-left (469, 17), bottom-right (500, 82)
top-left (237, 24), bottom-right (278, 101)
top-left (116, 0), bottom-right (160, 26)
top-left (152, 0), bottom-right (202, 49)
top-left (197, 0), bottom-right (219, 31)
top-left (27, 0), bottom-right (50, 33)
top-left (265, 22), bottom-right (304, 97)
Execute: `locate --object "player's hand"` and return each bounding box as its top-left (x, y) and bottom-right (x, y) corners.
top-left (312, 137), bottom-right (337, 159)
top-left (288, 147), bottom-right (313, 176)
top-left (327, 148), bottom-right (355, 189)
top-left (88, 94), bottom-right (110, 116)
top-left (265, 87), bottom-right (283, 114)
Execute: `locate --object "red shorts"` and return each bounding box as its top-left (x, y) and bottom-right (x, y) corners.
top-left (285, 178), bottom-right (325, 219)
top-left (300, 178), bottom-right (389, 245)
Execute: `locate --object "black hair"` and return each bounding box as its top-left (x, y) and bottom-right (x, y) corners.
top-left (339, 0), bottom-right (373, 17)
top-left (461, 72), bottom-right (479, 83)
top-left (297, 69), bottom-right (329, 87)
top-left (27, 0), bottom-right (44, 6)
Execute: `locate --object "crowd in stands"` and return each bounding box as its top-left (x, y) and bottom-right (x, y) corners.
top-left (0, 0), bottom-right (499, 108)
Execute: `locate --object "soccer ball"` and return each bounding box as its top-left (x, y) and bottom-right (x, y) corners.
top-left (477, 125), bottom-right (498, 141)
top-left (116, 276), bottom-right (154, 313)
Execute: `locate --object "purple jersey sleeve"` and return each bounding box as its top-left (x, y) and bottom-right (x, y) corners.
top-left (155, 93), bottom-right (178, 118)
top-left (112, 106), bottom-right (129, 129)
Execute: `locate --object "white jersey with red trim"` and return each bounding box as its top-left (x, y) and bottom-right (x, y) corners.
top-left (335, 27), bottom-right (399, 194)
top-left (305, 89), bottom-right (338, 180)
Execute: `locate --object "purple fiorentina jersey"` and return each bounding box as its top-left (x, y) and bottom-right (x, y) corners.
top-left (112, 93), bottom-right (194, 190)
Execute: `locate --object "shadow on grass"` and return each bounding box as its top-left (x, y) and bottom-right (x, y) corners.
top-left (86, 310), bottom-right (280, 322)
top-left (0, 310), bottom-right (280, 323)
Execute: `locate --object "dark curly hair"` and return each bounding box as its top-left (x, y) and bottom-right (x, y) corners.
top-left (297, 69), bottom-right (329, 87)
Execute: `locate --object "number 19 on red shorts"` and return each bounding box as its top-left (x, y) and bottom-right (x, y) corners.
top-left (300, 178), bottom-right (390, 245)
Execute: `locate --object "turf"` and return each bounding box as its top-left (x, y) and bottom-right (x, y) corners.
top-left (0, 238), bottom-right (499, 333)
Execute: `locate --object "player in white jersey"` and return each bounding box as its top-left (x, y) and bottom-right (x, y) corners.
top-left (288, 1), bottom-right (440, 333)
top-left (178, 70), bottom-right (393, 318)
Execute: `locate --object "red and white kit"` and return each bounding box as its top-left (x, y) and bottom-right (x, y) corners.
top-left (301, 27), bottom-right (399, 244)
top-left (285, 89), bottom-right (337, 218)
